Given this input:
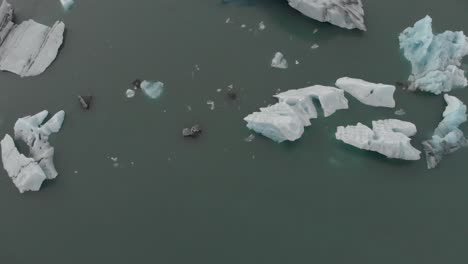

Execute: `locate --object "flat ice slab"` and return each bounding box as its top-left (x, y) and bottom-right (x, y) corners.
top-left (422, 94), bottom-right (468, 169)
top-left (336, 119), bottom-right (421, 160)
top-left (245, 85), bottom-right (348, 143)
top-left (399, 16), bottom-right (468, 94)
top-left (0, 0), bottom-right (65, 77)
top-left (335, 77), bottom-right (395, 108)
top-left (287, 0), bottom-right (366, 31)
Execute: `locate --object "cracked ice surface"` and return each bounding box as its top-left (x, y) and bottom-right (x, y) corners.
top-left (14, 110), bottom-right (65, 180)
top-left (0, 0), bottom-right (65, 77)
top-left (244, 85), bottom-right (348, 143)
top-left (336, 119), bottom-right (421, 160)
top-left (287, 0), bottom-right (366, 31)
top-left (335, 77), bottom-right (396, 108)
top-left (422, 94), bottom-right (468, 169)
top-left (399, 16), bottom-right (468, 94)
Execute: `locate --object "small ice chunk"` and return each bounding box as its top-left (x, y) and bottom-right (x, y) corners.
top-left (244, 134), bottom-right (255, 142)
top-left (422, 94), bottom-right (468, 169)
top-left (311, 44), bottom-right (319, 49)
top-left (60, 0), bottom-right (74, 11)
top-left (14, 110), bottom-right (65, 179)
top-left (0, 1), bottom-right (65, 77)
top-left (258, 21), bottom-right (266, 31)
top-left (399, 16), bottom-right (468, 94)
top-left (295, 60), bottom-right (300, 65)
top-left (271, 52), bottom-right (288, 69)
top-left (141, 81), bottom-right (164, 99)
top-left (395, 109), bottom-right (406, 116)
top-left (225, 17), bottom-right (231, 23)
top-left (335, 77), bottom-right (396, 108)
top-left (182, 124), bottom-right (202, 138)
top-left (288, 0), bottom-right (366, 31)
top-left (78, 95), bottom-right (92, 110)
top-left (207, 100), bottom-right (215, 110)
top-left (126, 89), bottom-right (135, 98)
top-left (313, 28), bottom-right (318, 34)
top-left (1, 134), bottom-right (46, 193)
top-left (336, 119), bottom-right (421, 160)
top-left (241, 24), bottom-right (246, 28)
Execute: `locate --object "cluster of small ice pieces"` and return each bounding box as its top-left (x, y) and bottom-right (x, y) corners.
top-left (287, 0), bottom-right (366, 31)
top-left (336, 77), bottom-right (396, 108)
top-left (126, 80), bottom-right (164, 99)
top-left (0, 0), bottom-right (65, 77)
top-left (399, 16), bottom-right (468, 94)
top-left (244, 85), bottom-right (348, 143)
top-left (1, 111), bottom-right (65, 193)
top-left (336, 119), bottom-right (421, 160)
top-left (423, 95), bottom-right (468, 169)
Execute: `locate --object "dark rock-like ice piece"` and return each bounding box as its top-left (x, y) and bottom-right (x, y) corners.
top-left (0, 0), bottom-right (65, 77)
top-left (78, 95), bottom-right (92, 110)
top-left (183, 125), bottom-right (202, 138)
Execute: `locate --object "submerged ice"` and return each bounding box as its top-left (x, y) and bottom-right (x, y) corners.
top-left (336, 119), bottom-right (421, 160)
top-left (399, 16), bottom-right (468, 94)
top-left (422, 94), bottom-right (468, 169)
top-left (335, 77), bottom-right (395, 108)
top-left (244, 85), bottom-right (348, 143)
top-left (0, 0), bottom-right (65, 77)
top-left (287, 0), bottom-right (366, 31)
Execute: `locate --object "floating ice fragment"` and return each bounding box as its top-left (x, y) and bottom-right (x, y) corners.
top-left (126, 89), bottom-right (135, 98)
top-left (258, 21), bottom-right (266, 31)
top-left (313, 28), bottom-right (318, 34)
top-left (244, 134), bottom-right (255, 142)
top-left (245, 85), bottom-right (348, 143)
top-left (295, 60), bottom-right (300, 65)
top-left (288, 0), bottom-right (366, 31)
top-left (60, 0), bottom-right (74, 11)
top-left (311, 44), bottom-right (319, 49)
top-left (182, 125), bottom-right (202, 138)
top-left (336, 119), bottom-right (421, 160)
top-left (78, 95), bottom-right (92, 110)
top-left (271, 52), bottom-right (288, 69)
top-left (422, 94), bottom-right (468, 169)
top-left (225, 17), bottom-right (231, 23)
top-left (399, 16), bottom-right (468, 94)
top-left (241, 24), bottom-right (246, 28)
top-left (395, 109), bottom-right (406, 116)
top-left (207, 100), bottom-right (215, 110)
top-left (0, 0), bottom-right (65, 77)
top-left (335, 77), bottom-right (396, 108)
top-left (141, 81), bottom-right (164, 99)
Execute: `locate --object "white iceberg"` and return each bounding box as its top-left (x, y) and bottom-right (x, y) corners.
top-left (1, 134), bottom-right (46, 193)
top-left (336, 119), bottom-right (421, 160)
top-left (335, 77), bottom-right (396, 108)
top-left (422, 94), bottom-right (468, 169)
top-left (271, 52), bottom-right (288, 69)
top-left (14, 110), bottom-right (65, 179)
top-left (399, 16), bottom-right (468, 94)
top-left (245, 85), bottom-right (348, 143)
top-left (141, 80), bottom-right (164, 99)
top-left (0, 0), bottom-right (65, 77)
top-left (287, 0), bottom-right (366, 31)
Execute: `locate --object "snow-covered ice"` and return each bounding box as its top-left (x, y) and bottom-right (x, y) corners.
top-left (287, 0), bottom-right (366, 31)
top-left (0, 0), bottom-right (65, 77)
top-left (399, 16), bottom-right (468, 94)
top-left (335, 77), bottom-right (396, 108)
top-left (245, 85), bottom-right (348, 143)
top-left (336, 119), bottom-right (421, 160)
top-left (422, 94), bottom-right (468, 169)
top-left (271, 52), bottom-right (288, 69)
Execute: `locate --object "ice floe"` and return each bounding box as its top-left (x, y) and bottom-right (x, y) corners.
top-left (422, 94), bottom-right (468, 169)
top-left (336, 119), bottom-right (421, 160)
top-left (335, 77), bottom-right (396, 108)
top-left (399, 16), bottom-right (468, 94)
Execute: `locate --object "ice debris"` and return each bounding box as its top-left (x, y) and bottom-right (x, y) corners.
top-left (259, 21), bottom-right (266, 31)
top-left (1, 111), bottom-right (65, 193)
top-left (311, 44), bottom-right (319, 49)
top-left (395, 109), bottom-right (406, 116)
top-left (0, 0), bottom-right (65, 77)
top-left (271, 52), bottom-right (288, 69)
top-left (399, 16), bottom-right (468, 94)
top-left (207, 100), bottom-right (215, 110)
top-left (183, 124), bottom-right (202, 138)
top-left (335, 77), bottom-right (396, 108)
top-left (141, 81), bottom-right (164, 99)
top-left (126, 89), bottom-right (135, 98)
top-left (336, 119), bottom-right (421, 160)
top-left (422, 94), bottom-right (468, 169)
top-left (78, 95), bottom-right (92, 110)
top-left (60, 0), bottom-right (74, 11)
top-left (244, 85), bottom-right (348, 143)
top-left (287, 0), bottom-right (366, 31)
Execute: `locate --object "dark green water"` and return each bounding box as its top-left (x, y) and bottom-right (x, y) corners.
top-left (1, 0), bottom-right (468, 263)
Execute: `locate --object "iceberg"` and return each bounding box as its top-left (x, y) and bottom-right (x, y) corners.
top-left (0, 0), bottom-right (65, 77)
top-left (399, 16), bottom-right (468, 94)
top-left (335, 77), bottom-right (396, 108)
top-left (271, 52), bottom-right (288, 69)
top-left (14, 110), bottom-right (65, 179)
top-left (1, 134), bottom-right (46, 193)
top-left (336, 119), bottom-right (421, 160)
top-left (422, 94), bottom-right (468, 169)
top-left (287, 0), bottom-right (366, 31)
top-left (244, 85), bottom-right (348, 143)
top-left (141, 80), bottom-right (164, 99)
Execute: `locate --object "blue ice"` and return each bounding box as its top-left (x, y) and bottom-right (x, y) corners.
top-left (141, 81), bottom-right (164, 99)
